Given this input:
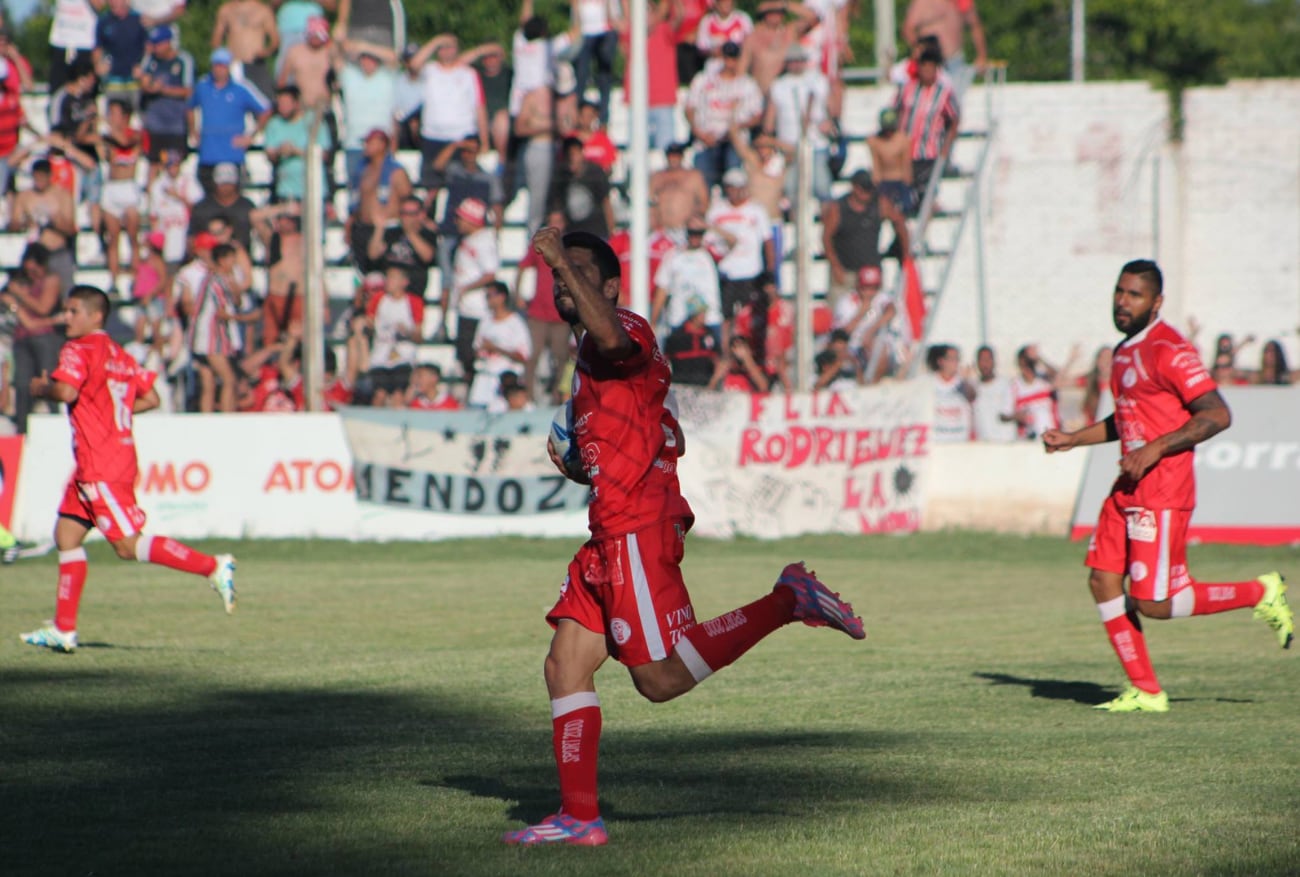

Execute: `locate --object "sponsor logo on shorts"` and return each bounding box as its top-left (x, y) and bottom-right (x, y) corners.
top-left (1129, 560), bottom-right (1149, 582)
top-left (610, 617), bottom-right (632, 645)
top-left (1126, 508), bottom-right (1157, 543)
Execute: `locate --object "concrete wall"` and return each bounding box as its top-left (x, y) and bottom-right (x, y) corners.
top-left (923, 441), bottom-right (1086, 535)
top-left (835, 79), bottom-right (1300, 374)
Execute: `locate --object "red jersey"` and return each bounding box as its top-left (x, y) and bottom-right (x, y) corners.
top-left (52, 331), bottom-right (157, 483)
top-left (409, 391), bottom-right (461, 411)
top-left (609, 230), bottom-right (676, 306)
top-left (1110, 317), bottom-right (1216, 510)
top-left (571, 309), bottom-right (693, 539)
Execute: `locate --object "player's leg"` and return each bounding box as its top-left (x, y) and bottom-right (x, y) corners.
top-left (1087, 500), bottom-right (1166, 711)
top-left (20, 485), bottom-right (93, 652)
top-left (95, 481), bottom-right (237, 614)
top-left (503, 579), bottom-right (611, 847)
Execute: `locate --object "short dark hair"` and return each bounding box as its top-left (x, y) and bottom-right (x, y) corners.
top-left (69, 284), bottom-right (112, 321)
top-left (1120, 259), bottom-right (1163, 296)
top-left (277, 84), bottom-right (301, 100)
top-left (561, 135), bottom-right (584, 155)
top-left (107, 98), bottom-right (133, 117)
top-left (486, 279), bottom-right (510, 298)
top-left (522, 15), bottom-right (548, 40)
top-left (919, 46), bottom-right (944, 65)
top-left (926, 343), bottom-right (956, 372)
top-left (31, 158), bottom-right (51, 175)
top-left (212, 243), bottom-right (236, 262)
top-left (976, 344), bottom-right (994, 359)
top-left (563, 231), bottom-right (621, 284)
top-left (22, 242), bottom-right (49, 266)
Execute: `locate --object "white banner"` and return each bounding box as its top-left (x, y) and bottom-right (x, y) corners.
top-left (674, 383), bottom-right (933, 538)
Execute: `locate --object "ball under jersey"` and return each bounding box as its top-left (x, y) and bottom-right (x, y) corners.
top-left (51, 330), bottom-right (157, 484)
top-left (571, 308), bottom-right (694, 540)
top-left (1109, 317), bottom-right (1216, 510)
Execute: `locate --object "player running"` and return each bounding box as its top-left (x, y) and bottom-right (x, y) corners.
top-left (1043, 260), bottom-right (1292, 713)
top-left (19, 286), bottom-right (237, 654)
top-left (501, 228), bottom-right (865, 847)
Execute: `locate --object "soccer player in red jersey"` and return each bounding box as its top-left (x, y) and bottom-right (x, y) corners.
top-left (20, 286), bottom-right (237, 654)
top-left (501, 228), bottom-right (866, 847)
top-left (1043, 260), bottom-right (1293, 713)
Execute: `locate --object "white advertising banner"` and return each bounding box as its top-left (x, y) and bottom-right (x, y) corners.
top-left (673, 382), bottom-right (932, 539)
top-left (1070, 385), bottom-right (1300, 545)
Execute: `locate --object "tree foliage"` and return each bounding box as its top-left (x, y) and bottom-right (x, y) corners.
top-left (9, 0), bottom-right (1300, 86)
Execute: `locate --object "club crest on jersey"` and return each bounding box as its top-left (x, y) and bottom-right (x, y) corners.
top-left (1126, 508), bottom-right (1157, 543)
top-left (1121, 368), bottom-right (1138, 389)
top-left (609, 617), bottom-right (632, 645)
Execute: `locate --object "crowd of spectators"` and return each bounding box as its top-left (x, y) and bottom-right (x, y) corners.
top-left (0, 0), bottom-right (1287, 437)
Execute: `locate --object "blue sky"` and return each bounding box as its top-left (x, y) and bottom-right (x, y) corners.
top-left (6, 0), bottom-right (41, 24)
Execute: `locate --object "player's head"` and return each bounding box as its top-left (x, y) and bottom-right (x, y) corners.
top-left (554, 231), bottom-right (621, 325)
top-left (65, 285), bottom-right (111, 338)
top-left (1113, 258), bottom-right (1163, 337)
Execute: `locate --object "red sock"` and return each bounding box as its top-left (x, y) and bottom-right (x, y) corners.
top-left (54, 548), bottom-right (88, 632)
top-left (1189, 580), bottom-right (1264, 615)
top-left (1098, 597), bottom-right (1160, 694)
top-left (135, 535), bottom-right (217, 577)
top-left (551, 693), bottom-right (601, 821)
top-left (673, 590), bottom-right (796, 682)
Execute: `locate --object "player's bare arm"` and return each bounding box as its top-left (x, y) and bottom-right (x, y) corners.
top-left (1119, 389), bottom-right (1230, 482)
top-left (133, 386), bottom-right (161, 414)
top-left (1042, 414), bottom-right (1117, 453)
top-left (31, 371), bottom-right (77, 405)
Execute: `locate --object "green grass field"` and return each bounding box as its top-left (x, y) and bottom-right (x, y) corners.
top-left (3, 533), bottom-right (1297, 876)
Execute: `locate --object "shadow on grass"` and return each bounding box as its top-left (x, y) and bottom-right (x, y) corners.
top-left (0, 667), bottom-right (926, 875)
top-left (974, 671), bottom-right (1257, 706)
top-left (973, 671), bottom-right (1115, 704)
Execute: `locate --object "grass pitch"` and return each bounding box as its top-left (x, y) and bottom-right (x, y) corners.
top-left (2, 533), bottom-right (1297, 876)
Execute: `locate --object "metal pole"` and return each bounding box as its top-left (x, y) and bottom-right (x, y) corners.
top-left (793, 103), bottom-right (814, 391)
top-left (302, 112), bottom-right (326, 412)
top-left (973, 175), bottom-right (988, 346)
top-left (628, 0), bottom-right (650, 317)
top-left (875, 0), bottom-right (896, 78)
top-left (1071, 0), bottom-right (1085, 82)
top-left (1151, 153), bottom-right (1160, 262)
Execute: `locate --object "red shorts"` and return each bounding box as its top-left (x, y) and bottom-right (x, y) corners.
top-left (547, 518), bottom-right (696, 667)
top-left (1085, 495), bottom-right (1192, 602)
top-left (59, 480), bottom-right (147, 542)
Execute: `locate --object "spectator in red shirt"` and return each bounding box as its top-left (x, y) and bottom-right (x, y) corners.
top-left (576, 99), bottom-right (618, 174)
top-left (516, 235), bottom-right (573, 405)
top-left (733, 271), bottom-right (793, 389)
top-left (406, 363), bottom-right (461, 410)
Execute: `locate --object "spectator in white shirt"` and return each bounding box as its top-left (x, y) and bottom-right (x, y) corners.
top-left (971, 344), bottom-right (1017, 441)
top-left (408, 33), bottom-right (489, 207)
top-left (764, 43), bottom-right (835, 203)
top-left (448, 197), bottom-right (499, 385)
top-left (705, 167), bottom-right (774, 330)
top-left (468, 281), bottom-right (532, 408)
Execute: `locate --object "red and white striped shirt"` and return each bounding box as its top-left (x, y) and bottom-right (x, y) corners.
top-left (894, 77), bottom-right (960, 161)
top-left (686, 70), bottom-right (764, 139)
top-left (695, 10), bottom-right (752, 54)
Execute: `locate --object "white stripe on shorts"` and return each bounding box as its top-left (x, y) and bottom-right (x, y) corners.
top-left (1153, 509), bottom-right (1172, 602)
top-left (97, 481), bottom-right (138, 538)
top-left (626, 531), bottom-right (668, 661)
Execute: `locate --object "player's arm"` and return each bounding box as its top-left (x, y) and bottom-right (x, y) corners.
top-left (134, 386), bottom-right (161, 414)
top-left (31, 371), bottom-right (78, 405)
top-left (1042, 415), bottom-right (1117, 453)
top-left (1119, 389), bottom-right (1231, 482)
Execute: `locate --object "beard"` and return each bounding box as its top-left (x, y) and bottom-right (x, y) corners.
top-left (1113, 307), bottom-right (1154, 337)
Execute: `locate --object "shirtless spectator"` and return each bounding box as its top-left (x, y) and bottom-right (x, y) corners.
top-left (277, 15), bottom-right (334, 110)
top-left (650, 142), bottom-right (709, 237)
top-left (512, 81), bottom-right (567, 235)
top-left (867, 106), bottom-right (915, 217)
top-left (744, 0), bottom-right (817, 95)
top-left (347, 128), bottom-right (411, 272)
top-left (367, 195), bottom-right (437, 300)
top-left (213, 0), bottom-right (280, 98)
top-left (902, 0), bottom-right (986, 88)
top-left (10, 158), bottom-right (78, 294)
top-left (251, 201), bottom-right (307, 345)
top-left (409, 33), bottom-right (490, 212)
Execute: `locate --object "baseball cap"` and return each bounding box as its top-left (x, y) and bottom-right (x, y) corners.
top-left (721, 41), bottom-right (742, 58)
top-left (722, 167), bottom-right (748, 188)
top-left (362, 271), bottom-right (385, 289)
top-left (784, 43), bottom-right (809, 63)
top-left (147, 230), bottom-right (166, 250)
top-left (193, 231), bottom-right (219, 250)
top-left (879, 107), bottom-right (899, 130)
top-left (685, 295), bottom-right (709, 316)
top-left (148, 24), bottom-right (174, 43)
top-left (850, 169), bottom-right (873, 190)
top-left (211, 47), bottom-right (233, 66)
top-left (401, 42), bottom-right (420, 62)
top-left (454, 197), bottom-right (487, 227)
top-left (213, 163), bottom-right (240, 185)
